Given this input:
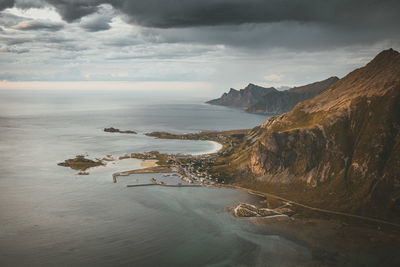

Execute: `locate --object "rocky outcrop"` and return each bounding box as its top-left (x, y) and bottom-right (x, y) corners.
top-left (227, 49), bottom-right (400, 220)
top-left (104, 127), bottom-right (137, 134)
top-left (234, 203), bottom-right (293, 217)
top-left (207, 77), bottom-right (338, 115)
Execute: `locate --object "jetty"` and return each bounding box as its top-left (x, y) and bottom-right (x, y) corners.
top-left (126, 183), bottom-right (202, 188)
top-left (126, 183), bottom-right (157, 187)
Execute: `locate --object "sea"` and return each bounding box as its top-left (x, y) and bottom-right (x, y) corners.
top-left (0, 89), bottom-right (319, 266)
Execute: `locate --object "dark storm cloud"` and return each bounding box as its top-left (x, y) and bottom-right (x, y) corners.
top-left (1, 0), bottom-right (399, 84)
top-left (44, 0), bottom-right (99, 22)
top-left (2, 0), bottom-right (398, 49)
top-left (0, 0), bottom-right (14, 11)
top-left (32, 0), bottom-right (400, 29)
top-left (140, 22), bottom-right (400, 51)
top-left (4, 0), bottom-right (399, 28)
top-left (14, 0), bottom-right (45, 9)
top-left (0, 0), bottom-right (43, 11)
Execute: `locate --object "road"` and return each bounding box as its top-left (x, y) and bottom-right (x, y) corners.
top-left (231, 185), bottom-right (400, 228)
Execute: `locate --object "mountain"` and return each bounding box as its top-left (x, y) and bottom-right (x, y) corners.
top-left (207, 77), bottom-right (339, 115)
top-left (214, 49), bottom-right (400, 220)
top-left (206, 83), bottom-right (277, 108)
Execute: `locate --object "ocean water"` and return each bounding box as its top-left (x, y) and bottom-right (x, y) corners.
top-left (0, 90), bottom-right (317, 266)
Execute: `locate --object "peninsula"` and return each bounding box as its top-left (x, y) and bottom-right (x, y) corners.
top-left (207, 76), bottom-right (338, 115)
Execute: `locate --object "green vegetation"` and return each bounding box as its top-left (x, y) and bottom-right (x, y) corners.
top-left (269, 109), bottom-right (329, 132)
top-left (57, 155), bottom-right (104, 170)
top-left (130, 151), bottom-right (170, 166)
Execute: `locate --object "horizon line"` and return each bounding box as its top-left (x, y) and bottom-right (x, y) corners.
top-left (0, 81), bottom-right (216, 91)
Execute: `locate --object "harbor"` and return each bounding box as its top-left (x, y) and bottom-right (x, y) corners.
top-left (111, 153), bottom-right (221, 187)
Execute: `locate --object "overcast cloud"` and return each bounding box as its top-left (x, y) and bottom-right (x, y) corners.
top-left (0, 0), bottom-right (399, 92)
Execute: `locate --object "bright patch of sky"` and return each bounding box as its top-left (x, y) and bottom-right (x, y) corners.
top-left (6, 6), bottom-right (62, 22)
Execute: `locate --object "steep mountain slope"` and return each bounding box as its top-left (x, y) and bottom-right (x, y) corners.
top-left (217, 49), bottom-right (400, 220)
top-left (207, 77), bottom-right (338, 114)
top-left (289, 76), bottom-right (339, 94)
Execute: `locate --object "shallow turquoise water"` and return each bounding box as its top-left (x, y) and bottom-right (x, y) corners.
top-left (0, 90), bottom-right (318, 266)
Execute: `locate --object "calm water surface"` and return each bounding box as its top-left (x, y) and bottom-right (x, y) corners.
top-left (0, 90), bottom-right (317, 266)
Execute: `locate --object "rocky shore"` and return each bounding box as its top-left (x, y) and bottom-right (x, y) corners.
top-left (234, 203), bottom-right (293, 218)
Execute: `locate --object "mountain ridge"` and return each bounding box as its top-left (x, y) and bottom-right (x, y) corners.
top-left (207, 77), bottom-right (339, 115)
top-left (211, 49), bottom-right (400, 221)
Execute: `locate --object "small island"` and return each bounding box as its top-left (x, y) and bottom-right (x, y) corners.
top-left (104, 127), bottom-right (137, 134)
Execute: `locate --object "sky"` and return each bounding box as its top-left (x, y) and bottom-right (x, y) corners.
top-left (0, 0), bottom-right (399, 95)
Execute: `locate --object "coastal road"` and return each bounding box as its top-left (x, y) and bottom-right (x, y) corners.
top-left (232, 186), bottom-right (400, 228)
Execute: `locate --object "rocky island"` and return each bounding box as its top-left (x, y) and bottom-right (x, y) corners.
top-left (104, 127), bottom-right (137, 134)
top-left (57, 155), bottom-right (104, 170)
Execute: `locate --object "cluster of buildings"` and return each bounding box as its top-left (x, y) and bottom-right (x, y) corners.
top-left (168, 154), bottom-right (221, 185)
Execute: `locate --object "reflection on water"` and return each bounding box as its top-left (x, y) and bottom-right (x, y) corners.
top-left (0, 90), bottom-right (317, 266)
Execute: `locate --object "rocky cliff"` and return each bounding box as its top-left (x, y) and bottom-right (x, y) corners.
top-left (207, 83), bottom-right (277, 108)
top-left (207, 77), bottom-right (338, 114)
top-left (218, 49), bottom-right (400, 220)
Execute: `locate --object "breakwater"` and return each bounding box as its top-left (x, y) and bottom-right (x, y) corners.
top-left (126, 183), bottom-right (202, 188)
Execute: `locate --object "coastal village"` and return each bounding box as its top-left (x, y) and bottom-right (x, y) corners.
top-left (111, 151), bottom-right (221, 186)
top-left (58, 127), bottom-right (252, 188)
top-left (57, 129), bottom-right (295, 219)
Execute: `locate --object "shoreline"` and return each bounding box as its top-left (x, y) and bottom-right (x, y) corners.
top-left (228, 184), bottom-right (400, 228)
top-left (223, 186), bottom-right (400, 264)
top-left (192, 140), bottom-right (223, 155)
top-left (58, 128), bottom-right (400, 257)
top-left (58, 148), bottom-right (400, 264)
top-left (87, 157), bottom-right (158, 175)
top-left (59, 135), bottom-right (400, 229)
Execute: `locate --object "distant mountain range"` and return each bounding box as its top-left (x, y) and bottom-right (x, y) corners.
top-left (212, 49), bottom-right (400, 221)
top-left (207, 77), bottom-right (339, 115)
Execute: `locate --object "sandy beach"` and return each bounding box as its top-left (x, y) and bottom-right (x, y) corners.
top-left (192, 140), bottom-right (222, 155)
top-left (87, 157), bottom-right (158, 174)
